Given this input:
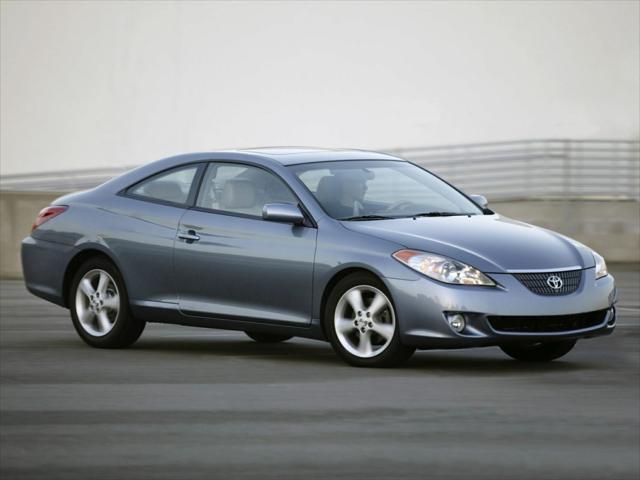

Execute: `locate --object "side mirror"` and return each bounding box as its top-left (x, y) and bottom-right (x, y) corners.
top-left (262, 203), bottom-right (305, 225)
top-left (469, 194), bottom-right (488, 209)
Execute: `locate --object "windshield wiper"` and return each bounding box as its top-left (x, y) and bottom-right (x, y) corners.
top-left (410, 212), bottom-right (473, 218)
top-left (339, 214), bottom-right (394, 221)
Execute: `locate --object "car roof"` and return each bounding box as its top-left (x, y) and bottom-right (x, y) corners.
top-left (222, 147), bottom-right (405, 166)
top-left (93, 147), bottom-right (406, 194)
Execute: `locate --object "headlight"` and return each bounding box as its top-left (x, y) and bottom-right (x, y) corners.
top-left (393, 250), bottom-right (495, 286)
top-left (593, 251), bottom-right (608, 279)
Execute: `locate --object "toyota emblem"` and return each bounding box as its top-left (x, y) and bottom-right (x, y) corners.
top-left (546, 275), bottom-right (563, 290)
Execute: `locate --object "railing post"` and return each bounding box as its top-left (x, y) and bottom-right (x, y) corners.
top-left (562, 139), bottom-right (574, 233)
top-left (563, 139), bottom-right (571, 200)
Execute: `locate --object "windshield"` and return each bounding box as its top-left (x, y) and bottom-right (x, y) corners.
top-left (289, 160), bottom-right (483, 220)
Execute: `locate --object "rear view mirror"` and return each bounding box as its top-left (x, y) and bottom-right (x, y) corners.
top-left (469, 194), bottom-right (488, 209)
top-left (262, 203), bottom-right (305, 225)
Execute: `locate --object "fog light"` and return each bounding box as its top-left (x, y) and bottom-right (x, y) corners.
top-left (447, 313), bottom-right (466, 333)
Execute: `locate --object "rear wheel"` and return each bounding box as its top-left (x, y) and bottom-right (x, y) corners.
top-left (500, 339), bottom-right (577, 362)
top-left (245, 332), bottom-right (292, 343)
top-left (324, 272), bottom-right (415, 367)
top-left (69, 257), bottom-right (145, 348)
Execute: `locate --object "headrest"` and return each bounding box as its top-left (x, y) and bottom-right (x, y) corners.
top-left (221, 179), bottom-right (257, 209)
top-left (316, 176), bottom-right (343, 204)
top-left (144, 181), bottom-right (184, 203)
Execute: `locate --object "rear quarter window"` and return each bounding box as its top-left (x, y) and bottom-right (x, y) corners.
top-left (127, 166), bottom-right (198, 205)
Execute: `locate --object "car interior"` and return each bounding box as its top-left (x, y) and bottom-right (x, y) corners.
top-left (196, 165), bottom-right (297, 217)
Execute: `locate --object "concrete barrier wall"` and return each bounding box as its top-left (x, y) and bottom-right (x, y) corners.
top-left (1, 191), bottom-right (638, 278)
top-left (491, 200), bottom-right (640, 263)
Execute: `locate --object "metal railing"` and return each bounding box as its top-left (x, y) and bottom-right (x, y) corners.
top-left (1, 139), bottom-right (638, 200)
top-left (389, 139), bottom-right (639, 201)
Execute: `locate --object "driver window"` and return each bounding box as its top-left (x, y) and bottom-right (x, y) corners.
top-left (196, 163), bottom-right (297, 217)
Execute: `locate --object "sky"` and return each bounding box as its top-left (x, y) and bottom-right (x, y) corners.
top-left (1, 0), bottom-right (639, 175)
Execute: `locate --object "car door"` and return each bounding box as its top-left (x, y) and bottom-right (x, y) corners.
top-left (173, 162), bottom-right (317, 325)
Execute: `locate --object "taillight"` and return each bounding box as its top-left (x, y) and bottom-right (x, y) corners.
top-left (32, 205), bottom-right (68, 232)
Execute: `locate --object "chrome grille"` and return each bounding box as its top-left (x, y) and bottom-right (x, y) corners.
top-left (513, 270), bottom-right (582, 296)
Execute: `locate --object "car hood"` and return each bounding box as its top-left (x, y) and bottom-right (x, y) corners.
top-left (342, 214), bottom-right (595, 273)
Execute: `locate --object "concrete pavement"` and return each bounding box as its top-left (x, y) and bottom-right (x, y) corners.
top-left (1, 266), bottom-right (638, 479)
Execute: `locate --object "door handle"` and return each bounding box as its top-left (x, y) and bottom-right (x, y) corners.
top-left (177, 230), bottom-right (200, 243)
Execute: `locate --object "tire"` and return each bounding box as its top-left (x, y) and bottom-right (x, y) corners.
top-left (324, 272), bottom-right (415, 367)
top-left (69, 257), bottom-right (145, 348)
top-left (500, 339), bottom-right (577, 362)
top-left (245, 332), bottom-right (292, 343)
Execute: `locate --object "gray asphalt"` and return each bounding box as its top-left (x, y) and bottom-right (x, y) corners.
top-left (1, 266), bottom-right (639, 480)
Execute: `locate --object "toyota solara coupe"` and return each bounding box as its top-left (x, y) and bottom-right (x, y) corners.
top-left (22, 148), bottom-right (616, 367)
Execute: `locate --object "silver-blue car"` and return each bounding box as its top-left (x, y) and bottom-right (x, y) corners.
top-left (21, 148), bottom-right (616, 367)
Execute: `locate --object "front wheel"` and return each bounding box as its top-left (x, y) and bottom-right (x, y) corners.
top-left (500, 339), bottom-right (577, 362)
top-left (325, 273), bottom-right (415, 367)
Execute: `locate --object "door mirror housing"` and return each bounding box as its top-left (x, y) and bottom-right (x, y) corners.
top-left (262, 203), bottom-right (305, 225)
top-left (469, 194), bottom-right (488, 209)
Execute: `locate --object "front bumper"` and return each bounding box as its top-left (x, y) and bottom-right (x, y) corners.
top-left (384, 267), bottom-right (616, 349)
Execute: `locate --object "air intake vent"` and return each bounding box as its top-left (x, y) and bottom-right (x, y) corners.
top-left (488, 310), bottom-right (608, 333)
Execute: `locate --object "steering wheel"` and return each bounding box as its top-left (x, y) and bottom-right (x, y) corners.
top-left (383, 200), bottom-right (416, 214)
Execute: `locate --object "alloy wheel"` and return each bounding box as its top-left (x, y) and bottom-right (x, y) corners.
top-left (75, 269), bottom-right (120, 337)
top-left (334, 285), bottom-right (396, 358)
